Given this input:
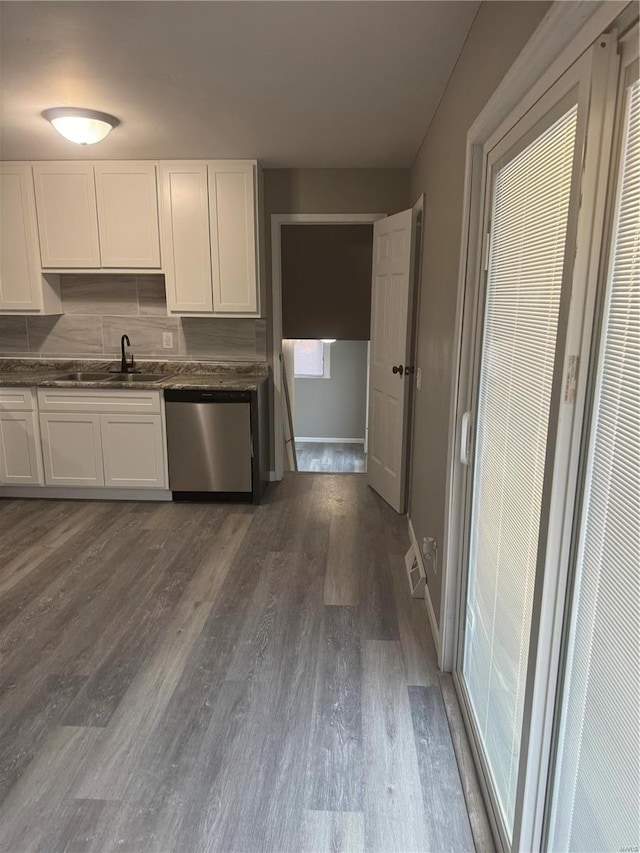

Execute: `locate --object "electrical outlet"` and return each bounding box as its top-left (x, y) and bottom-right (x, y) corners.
top-left (416, 367), bottom-right (422, 390)
top-left (162, 332), bottom-right (174, 349)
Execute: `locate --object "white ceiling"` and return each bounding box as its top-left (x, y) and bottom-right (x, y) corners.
top-left (0, 1), bottom-right (480, 167)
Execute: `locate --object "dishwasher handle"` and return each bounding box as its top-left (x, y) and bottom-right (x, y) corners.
top-left (164, 389), bottom-right (251, 404)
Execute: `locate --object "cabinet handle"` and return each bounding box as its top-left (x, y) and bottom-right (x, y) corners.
top-left (460, 411), bottom-right (472, 466)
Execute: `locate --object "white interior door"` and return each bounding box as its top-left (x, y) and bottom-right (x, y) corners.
top-left (366, 208), bottom-right (415, 512)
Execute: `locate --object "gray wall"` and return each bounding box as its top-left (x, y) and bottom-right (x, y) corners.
top-left (294, 340), bottom-right (368, 440)
top-left (407, 1), bottom-right (551, 626)
top-left (0, 274), bottom-right (267, 362)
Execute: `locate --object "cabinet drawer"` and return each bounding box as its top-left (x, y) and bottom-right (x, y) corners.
top-left (0, 387), bottom-right (36, 411)
top-left (37, 388), bottom-right (162, 414)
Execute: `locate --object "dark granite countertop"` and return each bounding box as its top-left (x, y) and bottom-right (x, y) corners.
top-left (0, 359), bottom-right (269, 392)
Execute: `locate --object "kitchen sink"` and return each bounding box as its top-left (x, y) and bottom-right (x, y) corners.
top-left (52, 371), bottom-right (166, 383)
top-left (58, 372), bottom-right (114, 381)
top-left (107, 373), bottom-right (166, 383)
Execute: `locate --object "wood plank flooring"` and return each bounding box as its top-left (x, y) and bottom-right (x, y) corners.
top-left (0, 476), bottom-right (478, 852)
top-left (295, 441), bottom-right (366, 473)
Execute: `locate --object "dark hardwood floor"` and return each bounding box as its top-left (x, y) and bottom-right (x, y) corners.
top-left (0, 475), bottom-right (477, 852)
top-left (295, 441), bottom-right (366, 473)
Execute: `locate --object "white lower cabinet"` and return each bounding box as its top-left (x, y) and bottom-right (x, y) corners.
top-left (40, 412), bottom-right (104, 486)
top-left (0, 410), bottom-right (44, 485)
top-left (101, 414), bottom-right (165, 488)
top-left (34, 388), bottom-right (168, 491)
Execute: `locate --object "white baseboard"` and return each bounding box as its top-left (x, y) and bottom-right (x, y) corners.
top-left (425, 583), bottom-right (441, 656)
top-left (408, 515), bottom-right (441, 659)
top-left (295, 437), bottom-right (364, 444)
top-left (0, 486), bottom-right (172, 501)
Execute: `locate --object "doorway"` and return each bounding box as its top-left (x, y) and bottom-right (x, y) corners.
top-left (271, 206), bottom-right (422, 510)
top-left (289, 337), bottom-right (369, 473)
top-left (272, 214), bottom-right (383, 477)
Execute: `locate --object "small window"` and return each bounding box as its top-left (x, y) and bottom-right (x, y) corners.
top-left (294, 339), bottom-right (331, 379)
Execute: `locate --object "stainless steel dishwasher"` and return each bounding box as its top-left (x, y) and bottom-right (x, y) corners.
top-left (164, 389), bottom-right (253, 500)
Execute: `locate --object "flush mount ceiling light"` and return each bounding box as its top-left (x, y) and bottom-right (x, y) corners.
top-left (41, 107), bottom-right (119, 145)
top-left (321, 339), bottom-right (336, 344)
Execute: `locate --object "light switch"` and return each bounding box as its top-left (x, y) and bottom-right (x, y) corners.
top-left (416, 367), bottom-right (422, 390)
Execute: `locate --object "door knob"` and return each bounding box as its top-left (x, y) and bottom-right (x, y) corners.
top-left (392, 365), bottom-right (404, 375)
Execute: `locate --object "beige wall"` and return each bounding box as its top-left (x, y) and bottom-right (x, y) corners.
top-left (408, 1), bottom-right (551, 626)
top-left (263, 168), bottom-right (409, 334)
top-left (264, 168), bottom-right (409, 217)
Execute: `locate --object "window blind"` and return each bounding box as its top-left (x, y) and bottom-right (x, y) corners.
top-left (547, 77), bottom-right (640, 853)
top-left (294, 339), bottom-right (326, 378)
top-left (463, 105), bottom-right (578, 835)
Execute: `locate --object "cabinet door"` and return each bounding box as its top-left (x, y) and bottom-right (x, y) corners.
top-left (208, 161), bottom-right (258, 315)
top-left (0, 164), bottom-right (43, 311)
top-left (0, 410), bottom-right (44, 485)
top-left (101, 414), bottom-right (166, 488)
top-left (39, 412), bottom-right (104, 486)
top-left (33, 163), bottom-right (101, 268)
top-left (160, 162), bottom-right (213, 313)
top-left (95, 163), bottom-right (161, 268)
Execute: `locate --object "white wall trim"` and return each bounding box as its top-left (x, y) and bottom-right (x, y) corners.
top-left (295, 436), bottom-right (364, 444)
top-left (0, 486), bottom-right (172, 501)
top-left (271, 212), bottom-right (387, 481)
top-left (439, 0), bottom-right (629, 677)
top-left (408, 515), bottom-right (441, 659)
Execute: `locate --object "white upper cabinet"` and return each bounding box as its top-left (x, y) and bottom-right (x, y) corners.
top-left (32, 162), bottom-right (161, 271)
top-left (160, 162), bottom-right (213, 313)
top-left (0, 163), bottom-right (62, 314)
top-left (2, 158), bottom-right (261, 312)
top-left (209, 161), bottom-right (258, 315)
top-left (159, 159), bottom-right (261, 317)
top-left (33, 163), bottom-right (101, 268)
top-left (95, 163), bottom-right (161, 268)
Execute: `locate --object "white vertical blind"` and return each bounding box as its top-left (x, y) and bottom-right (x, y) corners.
top-left (463, 105), bottom-right (578, 835)
top-left (547, 77), bottom-right (640, 853)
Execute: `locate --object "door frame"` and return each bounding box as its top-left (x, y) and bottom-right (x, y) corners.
top-left (270, 212), bottom-right (386, 481)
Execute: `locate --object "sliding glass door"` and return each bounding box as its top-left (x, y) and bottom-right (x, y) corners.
top-left (455, 27), bottom-right (638, 852)
top-left (460, 93), bottom-right (582, 840)
top-left (546, 61), bottom-right (639, 853)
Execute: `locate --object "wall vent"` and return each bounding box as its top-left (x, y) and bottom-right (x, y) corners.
top-left (404, 544), bottom-right (426, 599)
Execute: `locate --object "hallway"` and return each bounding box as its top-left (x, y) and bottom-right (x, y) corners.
top-left (0, 476), bottom-right (481, 852)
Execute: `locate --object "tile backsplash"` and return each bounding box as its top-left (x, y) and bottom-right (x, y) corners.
top-left (0, 275), bottom-right (267, 363)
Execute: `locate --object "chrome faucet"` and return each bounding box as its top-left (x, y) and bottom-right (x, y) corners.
top-left (120, 334), bottom-right (138, 373)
